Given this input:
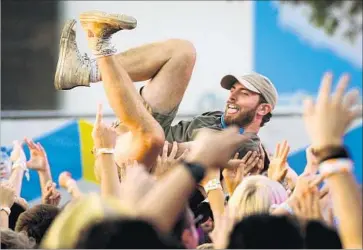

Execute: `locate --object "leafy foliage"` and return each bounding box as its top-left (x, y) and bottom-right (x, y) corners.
top-left (280, 0), bottom-right (362, 42)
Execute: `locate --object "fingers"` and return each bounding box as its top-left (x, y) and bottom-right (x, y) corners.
top-left (274, 143), bottom-right (281, 158)
top-left (317, 72), bottom-right (333, 105)
top-left (343, 89), bottom-right (360, 109)
top-left (332, 73), bottom-right (350, 104)
top-left (259, 143), bottom-right (265, 159)
top-left (177, 149), bottom-right (189, 161)
top-left (309, 174), bottom-right (324, 188)
top-left (241, 151), bottom-right (252, 162)
top-left (234, 152), bottom-right (239, 159)
top-left (311, 187), bottom-right (322, 219)
top-left (319, 184), bottom-right (329, 199)
top-left (349, 105), bottom-right (363, 121)
top-left (156, 155), bottom-right (162, 164)
top-left (37, 143), bottom-right (47, 156)
top-left (24, 138), bottom-right (37, 150)
top-left (277, 168), bottom-right (288, 181)
top-left (169, 141), bottom-right (178, 159)
top-left (235, 164), bottom-right (243, 182)
top-left (161, 141), bottom-right (168, 161)
top-left (280, 140), bottom-right (290, 162)
top-left (95, 103), bottom-right (103, 125)
top-left (246, 151), bottom-right (258, 165)
top-left (303, 97), bottom-right (315, 117)
top-left (326, 206), bottom-right (335, 227)
top-left (305, 189), bottom-right (313, 217)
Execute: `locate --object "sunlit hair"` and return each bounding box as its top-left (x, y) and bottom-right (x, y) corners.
top-left (1, 228), bottom-right (36, 249)
top-left (40, 194), bottom-right (136, 249)
top-left (228, 175), bottom-right (288, 220)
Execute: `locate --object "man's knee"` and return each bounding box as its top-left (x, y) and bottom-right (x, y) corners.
top-left (166, 39), bottom-right (197, 64)
top-left (142, 125), bottom-right (166, 152)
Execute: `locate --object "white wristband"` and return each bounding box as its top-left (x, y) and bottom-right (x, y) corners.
top-left (95, 148), bottom-right (115, 157)
top-left (204, 179), bottom-right (222, 194)
top-left (0, 207), bottom-right (11, 215)
top-left (12, 160), bottom-right (30, 181)
top-left (270, 202), bottom-right (294, 215)
top-left (319, 158), bottom-right (353, 178)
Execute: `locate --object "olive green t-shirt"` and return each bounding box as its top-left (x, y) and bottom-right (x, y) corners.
top-left (152, 109), bottom-right (261, 157)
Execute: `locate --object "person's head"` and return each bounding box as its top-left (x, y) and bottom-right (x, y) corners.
top-left (173, 207), bottom-right (199, 249)
top-left (75, 218), bottom-right (181, 249)
top-left (194, 202), bottom-right (214, 233)
top-left (40, 193), bottom-right (137, 249)
top-left (221, 72), bottom-right (277, 129)
top-left (15, 204), bottom-right (60, 245)
top-left (0, 228), bottom-right (36, 249)
top-left (304, 220), bottom-right (342, 248)
top-left (228, 214), bottom-right (304, 248)
top-left (8, 201), bottom-right (27, 230)
top-left (228, 175), bottom-right (287, 220)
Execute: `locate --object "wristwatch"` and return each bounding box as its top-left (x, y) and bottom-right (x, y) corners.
top-left (0, 207), bottom-right (11, 215)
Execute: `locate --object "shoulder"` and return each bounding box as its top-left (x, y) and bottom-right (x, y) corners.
top-left (198, 111), bottom-right (223, 118)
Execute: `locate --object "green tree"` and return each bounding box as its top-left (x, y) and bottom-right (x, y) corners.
top-left (280, 0), bottom-right (362, 42)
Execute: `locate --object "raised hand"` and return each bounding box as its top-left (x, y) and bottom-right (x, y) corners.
top-left (223, 153), bottom-right (244, 195)
top-left (245, 150), bottom-right (264, 176)
top-left (42, 181), bottom-right (61, 206)
top-left (253, 143), bottom-right (266, 174)
top-left (303, 72), bottom-right (362, 149)
top-left (268, 140), bottom-right (290, 182)
top-left (153, 141), bottom-right (188, 178)
top-left (223, 149), bottom-right (264, 195)
top-left (291, 174), bottom-right (324, 199)
top-left (92, 103), bottom-right (117, 150)
top-left (25, 138), bottom-right (49, 172)
top-left (10, 140), bottom-right (26, 163)
top-left (290, 186), bottom-right (323, 222)
top-left (303, 146), bottom-right (319, 176)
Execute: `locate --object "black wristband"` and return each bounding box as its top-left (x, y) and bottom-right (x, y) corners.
top-left (313, 146), bottom-right (350, 164)
top-left (182, 161), bottom-right (206, 183)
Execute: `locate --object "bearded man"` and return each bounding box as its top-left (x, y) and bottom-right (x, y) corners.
top-left (54, 11), bottom-right (278, 160)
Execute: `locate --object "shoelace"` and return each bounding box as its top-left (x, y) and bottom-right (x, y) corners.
top-left (72, 40), bottom-right (91, 66)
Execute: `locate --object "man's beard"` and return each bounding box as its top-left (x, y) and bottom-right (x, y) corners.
top-left (224, 105), bottom-right (258, 128)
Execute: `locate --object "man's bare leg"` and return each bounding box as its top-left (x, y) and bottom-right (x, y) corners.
top-left (79, 11), bottom-right (164, 169)
top-left (112, 39), bottom-right (196, 113)
top-left (55, 17), bottom-right (196, 114)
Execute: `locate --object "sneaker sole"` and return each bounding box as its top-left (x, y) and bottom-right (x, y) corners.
top-left (54, 19), bottom-right (77, 90)
top-left (80, 10), bottom-right (137, 30)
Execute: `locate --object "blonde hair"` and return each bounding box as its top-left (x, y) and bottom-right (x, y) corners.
top-left (40, 193), bottom-right (136, 249)
top-left (197, 243), bottom-right (215, 249)
top-left (228, 175), bottom-right (287, 220)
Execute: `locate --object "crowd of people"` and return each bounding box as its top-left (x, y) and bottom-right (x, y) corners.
top-left (1, 10), bottom-right (362, 249)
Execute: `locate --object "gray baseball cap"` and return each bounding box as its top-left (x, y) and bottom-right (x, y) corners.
top-left (221, 72), bottom-right (278, 109)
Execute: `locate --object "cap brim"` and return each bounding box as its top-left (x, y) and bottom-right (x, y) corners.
top-left (221, 74), bottom-right (261, 93)
top-left (220, 75), bottom-right (238, 90)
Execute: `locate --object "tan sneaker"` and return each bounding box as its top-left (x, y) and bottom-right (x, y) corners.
top-left (79, 10), bottom-right (137, 38)
top-left (54, 19), bottom-right (91, 90)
